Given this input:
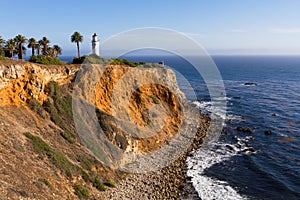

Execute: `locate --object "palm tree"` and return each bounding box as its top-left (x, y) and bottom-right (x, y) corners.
top-left (5, 39), bottom-right (17, 58)
top-left (0, 36), bottom-right (5, 47)
top-left (0, 36), bottom-right (5, 56)
top-left (15, 34), bottom-right (27, 60)
top-left (36, 41), bottom-right (42, 55)
top-left (44, 47), bottom-right (54, 57)
top-left (53, 45), bottom-right (62, 58)
top-left (71, 31), bottom-right (83, 58)
top-left (27, 38), bottom-right (37, 56)
top-left (39, 37), bottom-right (50, 55)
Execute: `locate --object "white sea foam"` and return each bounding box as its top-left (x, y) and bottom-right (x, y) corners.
top-left (192, 101), bottom-right (226, 120)
top-left (188, 100), bottom-right (253, 199)
top-left (187, 138), bottom-right (255, 200)
top-left (192, 101), bottom-right (242, 123)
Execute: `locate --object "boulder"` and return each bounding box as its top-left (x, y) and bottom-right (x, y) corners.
top-left (264, 130), bottom-right (272, 135)
top-left (236, 126), bottom-right (253, 134)
top-left (244, 82), bottom-right (258, 86)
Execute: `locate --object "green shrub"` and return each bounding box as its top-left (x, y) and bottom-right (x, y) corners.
top-left (110, 58), bottom-right (145, 67)
top-left (93, 175), bottom-right (106, 191)
top-left (142, 63), bottom-right (161, 68)
top-left (147, 119), bottom-right (153, 127)
top-left (73, 54), bottom-right (110, 65)
top-left (24, 132), bottom-right (51, 154)
top-left (80, 169), bottom-right (90, 182)
top-left (29, 55), bottom-right (65, 65)
top-left (150, 95), bottom-right (159, 104)
top-left (0, 48), bottom-right (4, 57)
top-left (47, 81), bottom-right (60, 98)
top-left (0, 56), bottom-right (8, 60)
top-left (43, 82), bottom-right (76, 144)
top-left (60, 131), bottom-right (75, 144)
top-left (97, 183), bottom-right (106, 191)
top-left (85, 54), bottom-right (111, 65)
top-left (27, 98), bottom-right (46, 118)
top-left (73, 184), bottom-right (90, 199)
top-left (104, 181), bottom-right (116, 188)
top-left (72, 56), bottom-right (86, 64)
top-left (39, 178), bottom-right (54, 190)
top-left (77, 155), bottom-right (93, 171)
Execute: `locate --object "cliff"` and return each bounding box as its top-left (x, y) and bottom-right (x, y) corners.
top-left (0, 61), bottom-right (208, 200)
top-left (0, 60), bottom-right (209, 199)
top-left (0, 60), bottom-right (79, 106)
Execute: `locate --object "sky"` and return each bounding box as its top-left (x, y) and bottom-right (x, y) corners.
top-left (1, 0), bottom-right (300, 56)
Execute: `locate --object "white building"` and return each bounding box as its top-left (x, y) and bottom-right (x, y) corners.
top-left (92, 33), bottom-right (100, 56)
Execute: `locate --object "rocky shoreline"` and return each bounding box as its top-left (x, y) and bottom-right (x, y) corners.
top-left (102, 114), bottom-right (210, 200)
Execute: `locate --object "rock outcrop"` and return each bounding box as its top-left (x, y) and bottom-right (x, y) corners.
top-left (0, 60), bottom-right (79, 106)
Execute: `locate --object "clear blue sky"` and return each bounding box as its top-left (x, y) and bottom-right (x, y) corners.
top-left (1, 0), bottom-right (300, 56)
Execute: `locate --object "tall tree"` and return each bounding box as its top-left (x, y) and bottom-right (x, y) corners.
top-left (5, 39), bottom-right (17, 58)
top-left (39, 37), bottom-right (50, 55)
top-left (53, 45), bottom-right (62, 58)
top-left (71, 31), bottom-right (83, 58)
top-left (27, 38), bottom-right (37, 56)
top-left (44, 47), bottom-right (54, 57)
top-left (0, 36), bottom-right (5, 56)
top-left (0, 36), bottom-right (5, 48)
top-left (15, 34), bottom-right (27, 59)
top-left (36, 41), bottom-right (42, 55)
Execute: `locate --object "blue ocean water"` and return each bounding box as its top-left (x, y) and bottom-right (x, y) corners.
top-left (121, 55), bottom-right (300, 199)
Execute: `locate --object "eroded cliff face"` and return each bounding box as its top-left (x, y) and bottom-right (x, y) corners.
top-left (73, 64), bottom-right (186, 156)
top-left (0, 61), bottom-right (186, 154)
top-left (0, 60), bottom-right (79, 106)
top-left (0, 60), bottom-right (192, 199)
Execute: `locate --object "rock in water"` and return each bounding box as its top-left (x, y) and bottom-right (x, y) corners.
top-left (236, 126), bottom-right (253, 134)
top-left (264, 130), bottom-right (272, 135)
top-left (244, 82), bottom-right (258, 86)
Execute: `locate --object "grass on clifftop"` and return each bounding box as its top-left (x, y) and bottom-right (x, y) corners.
top-left (29, 55), bottom-right (65, 65)
top-left (0, 56), bottom-right (9, 60)
top-left (72, 53), bottom-right (161, 68)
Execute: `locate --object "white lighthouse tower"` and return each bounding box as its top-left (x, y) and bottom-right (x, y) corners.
top-left (92, 33), bottom-right (100, 56)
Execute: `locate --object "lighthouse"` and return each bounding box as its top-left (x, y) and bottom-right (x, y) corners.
top-left (92, 33), bottom-right (100, 56)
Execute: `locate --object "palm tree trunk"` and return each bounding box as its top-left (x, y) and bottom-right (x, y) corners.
top-left (37, 48), bottom-right (40, 56)
top-left (18, 44), bottom-right (22, 59)
top-left (77, 42), bottom-right (80, 58)
top-left (32, 47), bottom-right (35, 56)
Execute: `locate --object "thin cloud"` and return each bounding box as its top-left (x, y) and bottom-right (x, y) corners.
top-left (271, 28), bottom-right (300, 33)
top-left (231, 29), bottom-right (247, 33)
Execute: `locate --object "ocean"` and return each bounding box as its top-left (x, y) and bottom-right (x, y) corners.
top-left (54, 54), bottom-right (300, 199)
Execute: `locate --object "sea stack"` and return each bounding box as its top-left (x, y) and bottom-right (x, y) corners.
top-left (92, 33), bottom-right (100, 56)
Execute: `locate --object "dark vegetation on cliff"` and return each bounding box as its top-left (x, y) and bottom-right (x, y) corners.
top-left (29, 55), bottom-right (65, 65)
